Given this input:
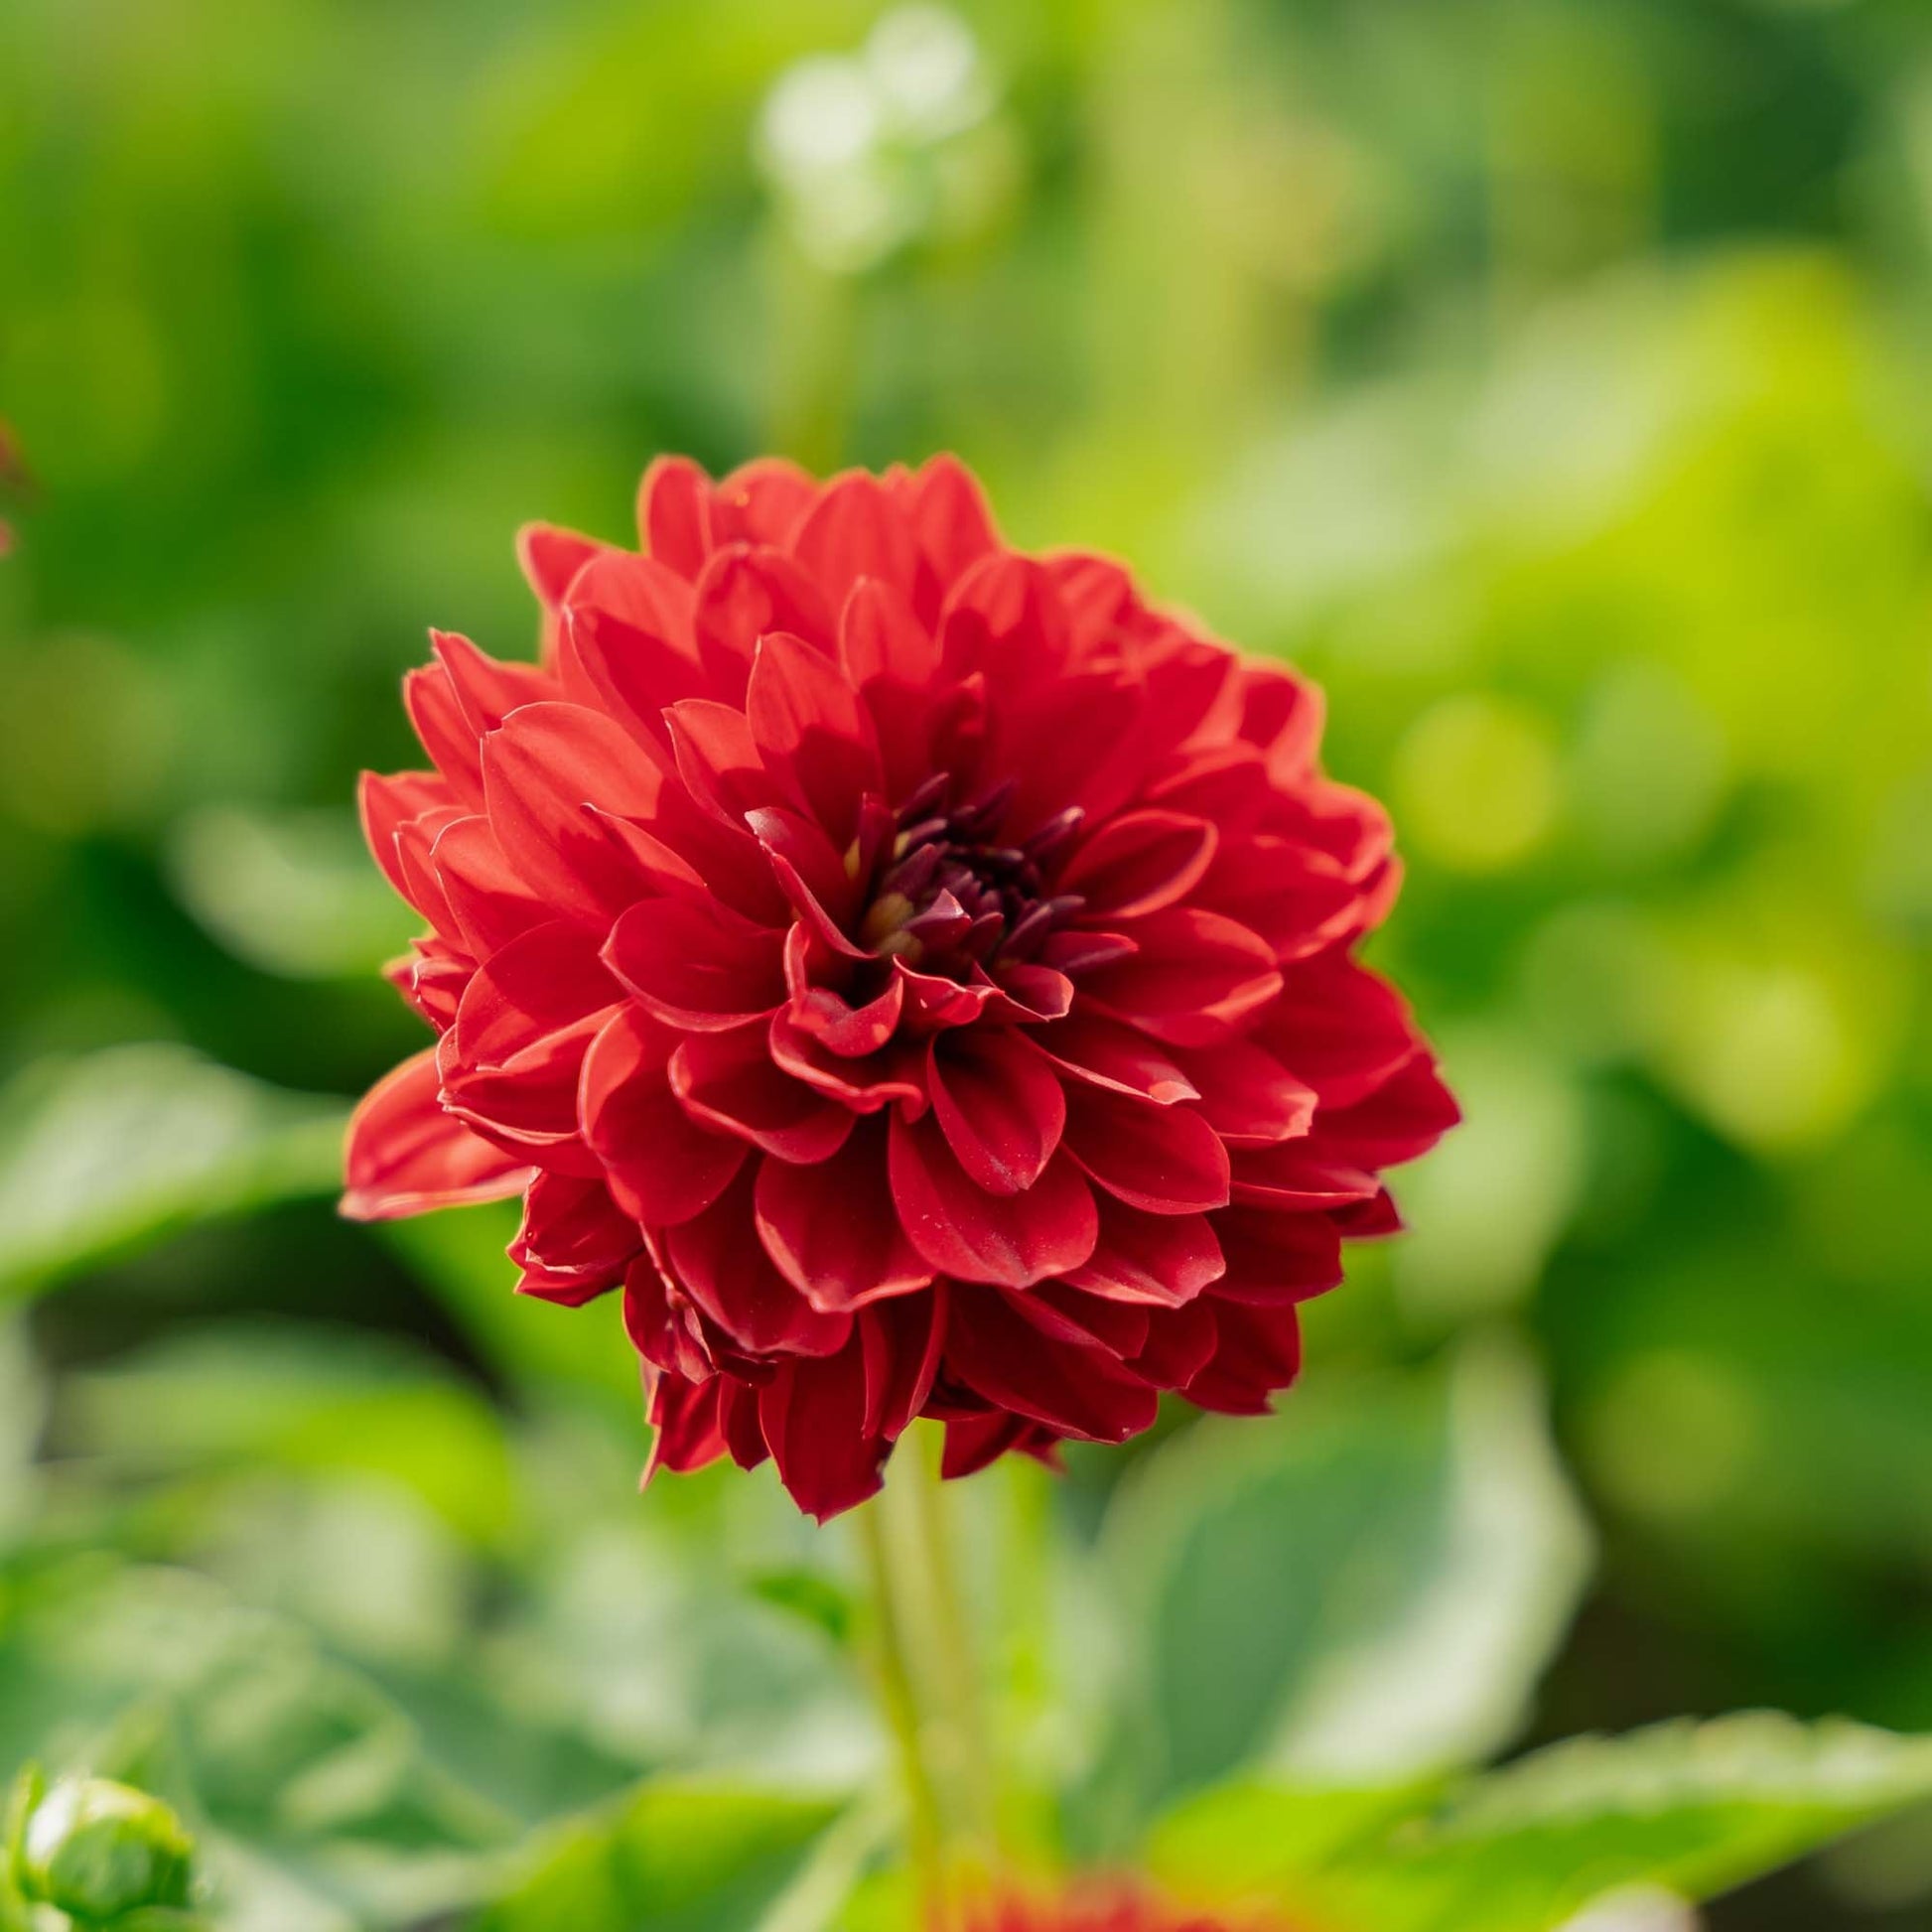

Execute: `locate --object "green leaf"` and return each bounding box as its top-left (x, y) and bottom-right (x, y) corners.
top-left (1149, 1716), bottom-right (1932, 1932)
top-left (1092, 1340), bottom-right (1591, 1821)
top-left (472, 1780), bottom-right (847, 1932)
top-left (0, 1564), bottom-right (514, 1929)
top-left (0, 1046), bottom-right (346, 1300)
top-left (63, 1322), bottom-right (518, 1551)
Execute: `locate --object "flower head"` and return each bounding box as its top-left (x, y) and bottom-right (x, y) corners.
top-left (345, 456), bottom-right (1454, 1518)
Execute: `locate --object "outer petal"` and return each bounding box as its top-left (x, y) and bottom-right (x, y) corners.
top-left (941, 1293), bottom-right (1159, 1443)
top-left (343, 1048), bottom-right (533, 1220)
top-left (758, 1342), bottom-right (885, 1521)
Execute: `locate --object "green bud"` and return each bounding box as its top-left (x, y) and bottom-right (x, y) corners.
top-left (13, 1775), bottom-right (194, 1924)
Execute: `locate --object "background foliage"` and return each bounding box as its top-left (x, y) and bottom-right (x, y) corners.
top-left (3, 0), bottom-right (1931, 1926)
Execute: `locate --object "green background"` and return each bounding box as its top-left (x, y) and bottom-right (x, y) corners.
top-left (3, 1), bottom-right (1931, 1927)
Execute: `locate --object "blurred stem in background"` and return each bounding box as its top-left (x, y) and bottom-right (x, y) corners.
top-left (860, 1424), bottom-right (1001, 1927)
top-left (859, 1484), bottom-right (952, 1927)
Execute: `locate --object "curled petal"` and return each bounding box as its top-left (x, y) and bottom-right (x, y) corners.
top-left (670, 1026), bottom-right (857, 1163)
top-left (758, 1341), bottom-right (885, 1522)
top-left (1059, 1083), bottom-right (1230, 1215)
top-left (1083, 906), bottom-right (1282, 1046)
top-left (756, 1124), bottom-right (935, 1312)
top-left (604, 897), bottom-right (786, 1031)
top-left (583, 1007), bottom-right (749, 1225)
top-left (941, 1293), bottom-right (1158, 1443)
top-left (928, 1028), bottom-right (1066, 1196)
top-left (663, 1168), bottom-right (853, 1360)
top-left (889, 1112), bottom-right (1097, 1289)
top-left (511, 1173), bottom-right (640, 1305)
top-left (1059, 809), bottom-right (1217, 919)
top-left (343, 1048), bottom-right (532, 1220)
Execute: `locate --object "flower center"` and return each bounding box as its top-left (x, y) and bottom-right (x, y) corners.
top-left (860, 774), bottom-right (1086, 973)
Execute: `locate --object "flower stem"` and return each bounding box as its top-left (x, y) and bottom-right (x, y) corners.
top-left (858, 1495), bottom-right (950, 1929)
top-left (906, 1423), bottom-right (1000, 1856)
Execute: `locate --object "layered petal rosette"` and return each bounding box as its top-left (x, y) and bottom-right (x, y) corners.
top-left (345, 456), bottom-right (1455, 1518)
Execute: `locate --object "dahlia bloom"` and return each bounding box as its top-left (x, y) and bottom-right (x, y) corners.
top-left (344, 456), bottom-right (1453, 1517)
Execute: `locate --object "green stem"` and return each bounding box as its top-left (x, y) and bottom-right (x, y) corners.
top-left (858, 1497), bottom-right (950, 1928)
top-left (906, 1424), bottom-right (1000, 1856)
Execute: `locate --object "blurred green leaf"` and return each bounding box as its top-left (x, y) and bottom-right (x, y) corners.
top-left (0, 1564), bottom-right (513, 1930)
top-left (164, 806), bottom-right (416, 982)
top-left (1092, 1341), bottom-right (1591, 1823)
top-left (65, 1322), bottom-right (517, 1551)
top-left (471, 1780), bottom-right (848, 1932)
top-left (0, 1047), bottom-right (345, 1301)
top-left (1271, 1715), bottom-right (1932, 1932)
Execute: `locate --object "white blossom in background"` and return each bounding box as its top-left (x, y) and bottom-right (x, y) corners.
top-left (1560, 1888), bottom-right (1701, 1932)
top-left (756, 5), bottom-right (1010, 273)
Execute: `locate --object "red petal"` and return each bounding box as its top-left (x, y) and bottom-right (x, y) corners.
top-left (1259, 954), bottom-right (1421, 1108)
top-left (664, 698), bottom-right (792, 824)
top-left (1184, 1300), bottom-right (1303, 1415)
top-left (1228, 1143), bottom-right (1380, 1210)
top-left (927, 1028), bottom-right (1065, 1196)
top-left (693, 544), bottom-right (834, 702)
top-left (1131, 1299), bottom-right (1220, 1389)
top-left (451, 919), bottom-right (617, 1071)
top-left (516, 522), bottom-right (605, 612)
top-left (429, 815), bottom-right (543, 956)
top-left (1037, 1009), bottom-right (1197, 1104)
top-left (767, 1012), bottom-right (926, 1115)
top-left (940, 553), bottom-right (1070, 693)
top-left (791, 471), bottom-right (918, 611)
top-left (637, 454), bottom-right (715, 579)
top-left (745, 631), bottom-right (883, 847)
top-left (645, 1372), bottom-right (732, 1477)
top-left (1060, 809), bottom-right (1217, 919)
top-left (1059, 1200), bottom-right (1224, 1306)
top-left (941, 1293), bottom-right (1158, 1442)
top-left (1059, 1084), bottom-right (1230, 1214)
top-left (756, 1122), bottom-right (935, 1312)
top-left (359, 769), bottom-right (454, 905)
top-left (710, 458), bottom-right (818, 548)
top-left (663, 1168), bottom-right (852, 1359)
top-left (908, 453), bottom-right (1000, 591)
top-left (603, 897), bottom-right (786, 1031)
top-left (403, 660), bottom-right (484, 804)
top-left (1311, 1053), bottom-right (1460, 1168)
top-left (342, 1048), bottom-right (533, 1220)
top-left (482, 702), bottom-right (665, 920)
top-left (669, 1026), bottom-right (857, 1163)
top-left (1211, 1206), bottom-right (1343, 1306)
top-left (511, 1173), bottom-right (640, 1304)
top-left (758, 1342), bottom-right (885, 1521)
top-left (860, 1287), bottom-right (947, 1440)
top-left (582, 1007), bottom-right (749, 1224)
top-left (888, 1112), bottom-right (1097, 1288)
top-left (1082, 906), bottom-right (1283, 1046)
top-left (1176, 1037), bottom-right (1317, 1147)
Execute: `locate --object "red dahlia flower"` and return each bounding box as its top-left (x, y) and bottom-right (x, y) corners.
top-left (344, 455), bottom-right (1454, 1518)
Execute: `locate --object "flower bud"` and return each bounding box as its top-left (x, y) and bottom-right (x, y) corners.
top-left (10, 1772), bottom-right (194, 1925)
